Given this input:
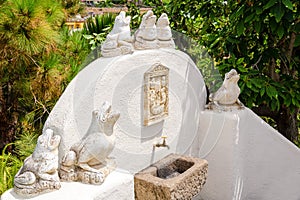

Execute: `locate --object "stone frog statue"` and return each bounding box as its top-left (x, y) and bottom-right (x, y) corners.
top-left (206, 69), bottom-right (244, 111)
top-left (101, 11), bottom-right (133, 57)
top-left (134, 10), bottom-right (158, 49)
top-left (14, 129), bottom-right (61, 197)
top-left (156, 13), bottom-right (175, 48)
top-left (60, 101), bottom-right (120, 185)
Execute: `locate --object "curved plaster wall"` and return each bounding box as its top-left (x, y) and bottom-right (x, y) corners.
top-left (191, 108), bottom-right (300, 200)
top-left (43, 48), bottom-right (207, 173)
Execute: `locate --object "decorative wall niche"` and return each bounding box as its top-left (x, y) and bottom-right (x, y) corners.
top-left (143, 63), bottom-right (169, 126)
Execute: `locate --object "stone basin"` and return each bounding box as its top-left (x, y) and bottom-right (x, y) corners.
top-left (134, 154), bottom-right (208, 200)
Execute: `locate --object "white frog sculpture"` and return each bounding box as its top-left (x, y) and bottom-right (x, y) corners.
top-left (101, 11), bottom-right (133, 57)
top-left (60, 102), bottom-right (120, 185)
top-left (156, 13), bottom-right (175, 48)
top-left (206, 69), bottom-right (244, 111)
top-left (14, 129), bottom-right (61, 197)
top-left (134, 10), bottom-right (158, 49)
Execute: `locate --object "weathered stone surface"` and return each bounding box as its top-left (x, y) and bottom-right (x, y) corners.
top-left (101, 11), bottom-right (133, 57)
top-left (13, 129), bottom-right (61, 197)
top-left (156, 13), bottom-right (175, 49)
top-left (143, 63), bottom-right (169, 126)
top-left (206, 69), bottom-right (244, 111)
top-left (59, 102), bottom-right (120, 185)
top-left (2, 170), bottom-right (134, 200)
top-left (134, 154), bottom-right (208, 200)
top-left (134, 10), bottom-right (158, 50)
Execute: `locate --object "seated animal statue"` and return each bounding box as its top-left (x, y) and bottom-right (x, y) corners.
top-left (134, 10), bottom-right (158, 49)
top-left (60, 102), bottom-right (120, 185)
top-left (101, 11), bottom-right (133, 57)
top-left (156, 13), bottom-right (175, 48)
top-left (206, 69), bottom-right (244, 111)
top-left (14, 129), bottom-right (61, 197)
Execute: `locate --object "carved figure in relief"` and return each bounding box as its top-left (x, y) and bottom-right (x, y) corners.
top-left (144, 64), bottom-right (169, 126)
top-left (60, 102), bottom-right (120, 185)
top-left (14, 129), bottom-right (61, 197)
top-left (101, 11), bottom-right (133, 57)
top-left (134, 10), bottom-right (158, 49)
top-left (149, 76), bottom-right (168, 115)
top-left (206, 69), bottom-right (244, 111)
top-left (156, 13), bottom-right (175, 48)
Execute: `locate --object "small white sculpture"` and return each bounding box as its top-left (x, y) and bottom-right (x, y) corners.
top-left (206, 69), bottom-right (244, 111)
top-left (101, 11), bottom-right (133, 57)
top-left (134, 10), bottom-right (158, 49)
top-left (60, 102), bottom-right (120, 185)
top-left (14, 129), bottom-right (61, 197)
top-left (156, 13), bottom-right (175, 48)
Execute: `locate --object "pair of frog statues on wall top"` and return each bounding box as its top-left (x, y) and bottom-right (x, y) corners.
top-left (101, 10), bottom-right (175, 57)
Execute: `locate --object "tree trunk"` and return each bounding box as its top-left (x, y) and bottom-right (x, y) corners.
top-left (252, 105), bottom-right (299, 142)
top-left (0, 85), bottom-right (17, 152)
top-left (276, 107), bottom-right (299, 142)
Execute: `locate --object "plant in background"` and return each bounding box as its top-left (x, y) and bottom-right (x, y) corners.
top-left (59, 26), bottom-right (90, 80)
top-left (144, 0), bottom-right (300, 143)
top-left (83, 33), bottom-right (108, 50)
top-left (61, 0), bottom-right (86, 17)
top-left (0, 0), bottom-right (92, 195)
top-left (96, 0), bottom-right (113, 8)
top-left (83, 13), bottom-right (116, 58)
top-left (0, 0), bottom-right (64, 150)
top-left (0, 144), bottom-right (23, 194)
top-left (125, 1), bottom-right (143, 29)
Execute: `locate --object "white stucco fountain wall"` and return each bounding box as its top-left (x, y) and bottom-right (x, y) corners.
top-left (1, 48), bottom-right (207, 200)
top-left (43, 48), bottom-right (207, 173)
top-left (2, 10), bottom-right (300, 200)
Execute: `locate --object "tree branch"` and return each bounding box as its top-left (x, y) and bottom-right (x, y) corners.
top-left (251, 105), bottom-right (278, 119)
top-left (287, 32), bottom-right (296, 63)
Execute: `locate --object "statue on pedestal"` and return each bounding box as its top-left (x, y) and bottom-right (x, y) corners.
top-left (14, 129), bottom-right (61, 197)
top-left (60, 102), bottom-right (120, 185)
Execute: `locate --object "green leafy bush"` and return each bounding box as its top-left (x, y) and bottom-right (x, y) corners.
top-left (0, 144), bottom-right (23, 194)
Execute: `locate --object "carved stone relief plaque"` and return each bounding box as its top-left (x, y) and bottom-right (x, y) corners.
top-left (144, 63), bottom-right (169, 126)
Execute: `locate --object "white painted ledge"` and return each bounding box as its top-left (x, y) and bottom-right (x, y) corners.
top-left (1, 169), bottom-right (134, 200)
top-left (191, 108), bottom-right (300, 200)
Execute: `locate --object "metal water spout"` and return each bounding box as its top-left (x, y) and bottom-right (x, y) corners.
top-left (153, 136), bottom-right (170, 149)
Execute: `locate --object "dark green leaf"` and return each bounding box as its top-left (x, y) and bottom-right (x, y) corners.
top-left (209, 37), bottom-right (220, 49)
top-left (266, 85), bottom-right (277, 99)
top-left (238, 65), bottom-right (248, 72)
top-left (270, 18), bottom-right (277, 32)
top-left (251, 79), bottom-right (263, 88)
top-left (292, 98), bottom-right (298, 106)
top-left (270, 100), bottom-right (279, 110)
top-left (271, 4), bottom-right (285, 23)
top-left (230, 5), bottom-right (245, 20)
top-left (294, 23), bottom-right (300, 32)
top-left (246, 81), bottom-right (252, 88)
top-left (294, 35), bottom-right (300, 47)
top-left (282, 0), bottom-right (294, 10)
top-left (264, 0), bottom-right (277, 10)
top-left (245, 13), bottom-right (255, 23)
top-left (240, 82), bottom-right (245, 92)
top-left (254, 21), bottom-right (262, 33)
top-left (277, 25), bottom-right (284, 39)
top-left (260, 87), bottom-right (265, 96)
top-left (236, 20), bottom-right (244, 36)
top-left (256, 7), bottom-right (263, 15)
top-left (227, 37), bottom-right (240, 44)
top-left (236, 58), bottom-right (244, 65)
